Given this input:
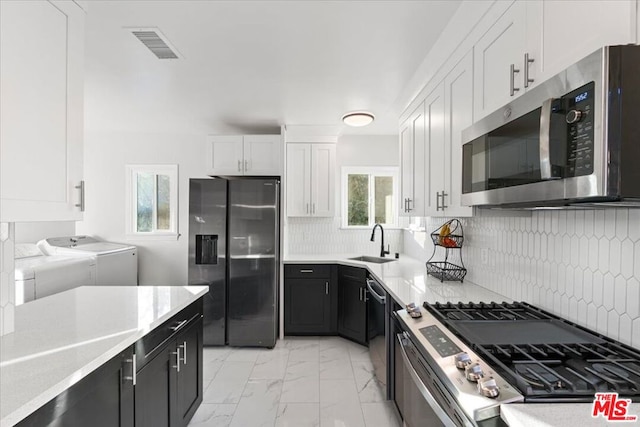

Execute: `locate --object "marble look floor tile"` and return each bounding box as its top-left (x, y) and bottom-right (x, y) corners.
top-left (203, 360), bottom-right (224, 381)
top-left (319, 343), bottom-right (350, 362)
top-left (280, 376), bottom-right (320, 403)
top-left (285, 360), bottom-right (320, 380)
top-left (361, 402), bottom-right (401, 427)
top-left (288, 343), bottom-right (320, 362)
top-left (225, 348), bottom-right (267, 362)
top-left (203, 378), bottom-right (247, 404)
top-left (203, 347), bottom-right (233, 362)
top-left (320, 379), bottom-right (360, 404)
top-left (319, 358), bottom-right (354, 380)
top-left (320, 402), bottom-right (365, 427)
top-left (214, 361), bottom-right (256, 380)
top-left (188, 403), bottom-right (236, 427)
top-left (276, 403), bottom-right (320, 427)
top-left (250, 351), bottom-right (289, 379)
top-left (346, 343), bottom-right (370, 361)
top-left (280, 337), bottom-right (319, 349)
top-left (351, 360), bottom-right (385, 402)
top-left (229, 379), bottom-right (283, 427)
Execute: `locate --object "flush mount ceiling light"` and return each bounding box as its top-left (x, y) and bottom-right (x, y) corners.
top-left (342, 111), bottom-right (375, 127)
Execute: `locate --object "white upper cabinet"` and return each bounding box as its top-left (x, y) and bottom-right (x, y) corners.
top-left (527, 0), bottom-right (637, 85)
top-left (424, 83), bottom-right (446, 217)
top-left (1, 0), bottom-right (85, 222)
top-left (474, 0), bottom-right (637, 121)
top-left (208, 135), bottom-right (281, 176)
top-left (473, 1), bottom-right (526, 120)
top-left (286, 143), bottom-right (335, 217)
top-left (443, 51), bottom-right (473, 217)
top-left (399, 102), bottom-right (425, 217)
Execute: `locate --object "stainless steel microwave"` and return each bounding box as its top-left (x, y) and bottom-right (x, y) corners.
top-left (461, 45), bottom-right (640, 208)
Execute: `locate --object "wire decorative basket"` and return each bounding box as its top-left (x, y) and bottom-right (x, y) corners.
top-left (426, 219), bottom-right (467, 282)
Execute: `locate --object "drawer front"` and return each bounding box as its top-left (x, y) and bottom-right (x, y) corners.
top-left (285, 264), bottom-right (331, 279)
top-left (338, 265), bottom-right (366, 282)
top-left (136, 298), bottom-right (203, 370)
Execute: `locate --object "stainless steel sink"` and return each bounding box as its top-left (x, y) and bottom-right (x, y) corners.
top-left (348, 256), bottom-right (396, 264)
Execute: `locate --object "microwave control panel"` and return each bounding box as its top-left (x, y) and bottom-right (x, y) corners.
top-left (560, 82), bottom-right (595, 177)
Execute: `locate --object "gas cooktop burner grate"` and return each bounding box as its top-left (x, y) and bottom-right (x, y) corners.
top-left (424, 301), bottom-right (640, 401)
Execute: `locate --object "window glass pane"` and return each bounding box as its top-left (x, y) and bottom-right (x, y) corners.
top-left (374, 176), bottom-right (393, 224)
top-left (136, 172), bottom-right (154, 232)
top-left (156, 174), bottom-right (171, 230)
top-left (348, 174), bottom-right (369, 226)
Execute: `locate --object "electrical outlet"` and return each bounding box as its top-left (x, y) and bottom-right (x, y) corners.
top-left (481, 248), bottom-right (489, 265)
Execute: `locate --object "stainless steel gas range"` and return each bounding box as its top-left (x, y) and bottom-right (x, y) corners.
top-left (394, 301), bottom-right (640, 426)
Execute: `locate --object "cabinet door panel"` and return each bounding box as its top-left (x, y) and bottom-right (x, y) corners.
top-left (399, 119), bottom-right (413, 217)
top-left (176, 318), bottom-right (203, 426)
top-left (473, 1), bottom-right (525, 120)
top-left (285, 278), bottom-right (331, 334)
top-left (444, 52), bottom-right (473, 217)
top-left (311, 144), bottom-right (335, 217)
top-left (135, 347), bottom-right (175, 427)
top-left (0, 0), bottom-right (84, 221)
top-left (424, 83), bottom-right (446, 217)
top-left (286, 144), bottom-right (311, 216)
top-left (243, 135), bottom-right (281, 175)
top-left (208, 135), bottom-right (244, 175)
top-left (530, 0), bottom-right (636, 86)
top-left (338, 278), bottom-right (366, 345)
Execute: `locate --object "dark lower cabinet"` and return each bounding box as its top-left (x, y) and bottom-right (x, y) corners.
top-left (17, 348), bottom-right (135, 427)
top-left (284, 264), bottom-right (336, 334)
top-left (337, 266), bottom-right (367, 345)
top-left (17, 299), bottom-right (204, 427)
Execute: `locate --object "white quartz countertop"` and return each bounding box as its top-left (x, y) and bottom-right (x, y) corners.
top-left (285, 253), bottom-right (510, 307)
top-left (0, 285), bottom-right (208, 427)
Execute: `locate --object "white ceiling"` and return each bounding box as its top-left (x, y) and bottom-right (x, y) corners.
top-left (83, 0), bottom-right (461, 136)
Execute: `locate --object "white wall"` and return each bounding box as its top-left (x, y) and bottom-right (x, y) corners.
top-left (287, 134), bottom-right (404, 255)
top-left (404, 209), bottom-right (640, 348)
top-left (77, 131), bottom-right (210, 285)
top-left (14, 221), bottom-right (75, 244)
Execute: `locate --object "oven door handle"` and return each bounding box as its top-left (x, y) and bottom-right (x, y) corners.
top-left (539, 98), bottom-right (559, 180)
top-left (397, 333), bottom-right (458, 427)
top-left (366, 279), bottom-right (386, 304)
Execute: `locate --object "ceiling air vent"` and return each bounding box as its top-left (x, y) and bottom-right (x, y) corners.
top-left (129, 27), bottom-right (181, 59)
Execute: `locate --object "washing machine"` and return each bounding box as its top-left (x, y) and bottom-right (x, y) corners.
top-left (37, 236), bottom-right (138, 286)
top-left (14, 244), bottom-right (96, 305)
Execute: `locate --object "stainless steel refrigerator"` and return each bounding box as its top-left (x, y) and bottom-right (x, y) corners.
top-left (188, 177), bottom-right (279, 347)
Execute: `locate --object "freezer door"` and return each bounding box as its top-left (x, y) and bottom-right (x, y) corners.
top-left (188, 178), bottom-right (227, 346)
top-left (227, 178), bottom-right (279, 347)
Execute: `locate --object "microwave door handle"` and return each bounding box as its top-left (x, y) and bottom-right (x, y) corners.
top-left (539, 98), bottom-right (554, 180)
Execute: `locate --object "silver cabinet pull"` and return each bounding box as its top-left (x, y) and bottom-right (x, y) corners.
top-left (406, 198), bottom-right (412, 212)
top-left (74, 181), bottom-right (85, 211)
top-left (179, 341), bottom-right (187, 365)
top-left (306, 203), bottom-right (309, 214)
top-left (325, 281), bottom-right (329, 295)
top-left (436, 191), bottom-right (440, 211)
top-left (124, 357), bottom-right (136, 385)
top-left (170, 320), bottom-right (188, 332)
top-left (510, 64), bottom-right (520, 96)
top-left (172, 347), bottom-right (181, 372)
top-left (436, 191), bottom-right (448, 211)
top-left (524, 53), bottom-right (534, 88)
top-left (312, 203), bottom-right (316, 214)
top-left (238, 160), bottom-right (242, 172)
top-left (244, 160), bottom-right (248, 172)
top-left (300, 269), bottom-right (314, 273)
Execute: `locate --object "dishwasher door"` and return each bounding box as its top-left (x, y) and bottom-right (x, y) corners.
top-left (366, 277), bottom-right (386, 390)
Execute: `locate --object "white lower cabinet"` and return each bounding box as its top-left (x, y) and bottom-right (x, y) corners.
top-left (208, 135), bottom-right (281, 176)
top-left (0, 0), bottom-right (85, 222)
top-left (286, 143), bottom-right (335, 217)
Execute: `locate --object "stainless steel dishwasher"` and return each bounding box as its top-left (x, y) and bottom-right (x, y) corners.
top-left (366, 276), bottom-right (387, 391)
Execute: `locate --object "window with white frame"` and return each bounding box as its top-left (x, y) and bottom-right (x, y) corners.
top-left (126, 164), bottom-right (178, 238)
top-left (341, 167), bottom-right (398, 228)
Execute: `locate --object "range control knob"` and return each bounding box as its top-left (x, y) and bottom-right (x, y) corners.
top-left (478, 377), bottom-right (501, 398)
top-left (566, 109), bottom-right (583, 124)
top-left (465, 363), bottom-right (484, 382)
top-left (454, 352), bottom-right (472, 369)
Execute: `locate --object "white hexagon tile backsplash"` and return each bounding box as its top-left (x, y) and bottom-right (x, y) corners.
top-left (405, 208), bottom-right (640, 350)
top-left (0, 222), bottom-right (15, 336)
